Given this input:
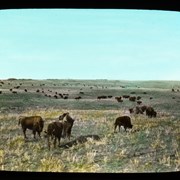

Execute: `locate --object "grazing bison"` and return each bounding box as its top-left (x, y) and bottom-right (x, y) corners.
top-left (114, 116), bottom-right (133, 132)
top-left (137, 100), bottom-right (142, 105)
top-left (97, 95), bottom-right (107, 100)
top-left (146, 106), bottom-right (157, 118)
top-left (137, 96), bottom-right (141, 100)
top-left (18, 116), bottom-right (44, 139)
top-left (75, 96), bottom-right (81, 100)
top-left (123, 95), bottom-right (130, 98)
top-left (54, 95), bottom-right (58, 99)
top-left (115, 96), bottom-right (123, 102)
top-left (45, 121), bottom-right (64, 150)
top-left (141, 105), bottom-right (147, 113)
top-left (59, 93), bottom-right (63, 98)
top-left (129, 96), bottom-right (136, 102)
top-left (60, 113), bottom-right (75, 140)
top-left (45, 112), bottom-right (75, 149)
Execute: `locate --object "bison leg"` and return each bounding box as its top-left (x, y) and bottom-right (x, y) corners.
top-left (51, 134), bottom-right (54, 140)
top-left (62, 128), bottom-right (66, 138)
top-left (53, 137), bottom-right (57, 148)
top-left (33, 130), bottom-right (37, 139)
top-left (23, 128), bottom-right (27, 139)
top-left (58, 137), bottom-right (61, 146)
top-left (67, 129), bottom-right (71, 140)
top-left (124, 127), bottom-right (127, 132)
top-left (37, 131), bottom-right (41, 138)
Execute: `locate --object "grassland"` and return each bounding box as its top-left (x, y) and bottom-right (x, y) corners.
top-left (0, 79), bottom-right (179, 172)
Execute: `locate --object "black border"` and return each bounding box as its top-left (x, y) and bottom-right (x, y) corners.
top-left (1, 171), bottom-right (179, 179)
top-left (0, 0), bottom-right (179, 11)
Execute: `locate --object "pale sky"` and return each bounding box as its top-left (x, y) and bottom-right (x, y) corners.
top-left (0, 9), bottom-right (180, 80)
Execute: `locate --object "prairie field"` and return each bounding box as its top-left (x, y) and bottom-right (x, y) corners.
top-left (0, 79), bottom-right (179, 172)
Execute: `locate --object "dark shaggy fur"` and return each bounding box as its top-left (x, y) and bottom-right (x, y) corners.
top-left (146, 106), bottom-right (157, 118)
top-left (62, 113), bottom-right (75, 140)
top-left (114, 116), bottom-right (133, 132)
top-left (45, 121), bottom-right (64, 150)
top-left (18, 116), bottom-right (44, 139)
top-left (45, 112), bottom-right (75, 149)
top-left (59, 112), bottom-right (69, 121)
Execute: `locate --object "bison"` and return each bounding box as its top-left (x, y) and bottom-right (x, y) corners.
top-left (59, 112), bottom-right (69, 120)
top-left (114, 115), bottom-right (133, 132)
top-left (45, 121), bottom-right (64, 150)
top-left (18, 116), bottom-right (44, 139)
top-left (129, 96), bottom-right (136, 102)
top-left (45, 112), bottom-right (75, 149)
top-left (75, 96), bottom-right (82, 100)
top-left (115, 96), bottom-right (123, 102)
top-left (140, 105), bottom-right (147, 113)
top-left (59, 112), bottom-right (75, 140)
top-left (137, 100), bottom-right (142, 105)
top-left (146, 106), bottom-right (157, 118)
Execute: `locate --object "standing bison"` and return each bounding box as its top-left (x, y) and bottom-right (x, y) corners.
top-left (18, 116), bottom-right (44, 139)
top-left (146, 106), bottom-right (157, 118)
top-left (45, 121), bottom-right (64, 150)
top-left (45, 112), bottom-right (75, 150)
top-left (59, 112), bottom-right (75, 140)
top-left (114, 115), bottom-right (133, 132)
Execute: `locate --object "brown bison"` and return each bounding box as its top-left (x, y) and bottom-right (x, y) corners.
top-left (115, 96), bottom-right (123, 102)
top-left (59, 112), bottom-right (69, 120)
top-left (141, 105), bottom-right (147, 112)
top-left (45, 121), bottom-right (64, 150)
top-left (45, 112), bottom-right (75, 149)
top-left (129, 96), bottom-right (136, 102)
top-left (137, 96), bottom-right (141, 100)
top-left (146, 106), bottom-right (157, 118)
top-left (137, 100), bottom-right (142, 105)
top-left (75, 96), bottom-right (82, 100)
top-left (59, 112), bottom-right (75, 140)
top-left (114, 116), bottom-right (133, 132)
top-left (97, 95), bottom-right (107, 100)
top-left (122, 95), bottom-right (130, 98)
top-left (18, 116), bottom-right (44, 139)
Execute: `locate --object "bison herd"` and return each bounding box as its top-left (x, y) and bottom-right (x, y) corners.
top-left (18, 105), bottom-right (157, 150)
top-left (18, 112), bottom-right (75, 150)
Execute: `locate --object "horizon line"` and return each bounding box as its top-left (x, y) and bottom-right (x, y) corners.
top-left (1, 78), bottom-right (180, 82)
